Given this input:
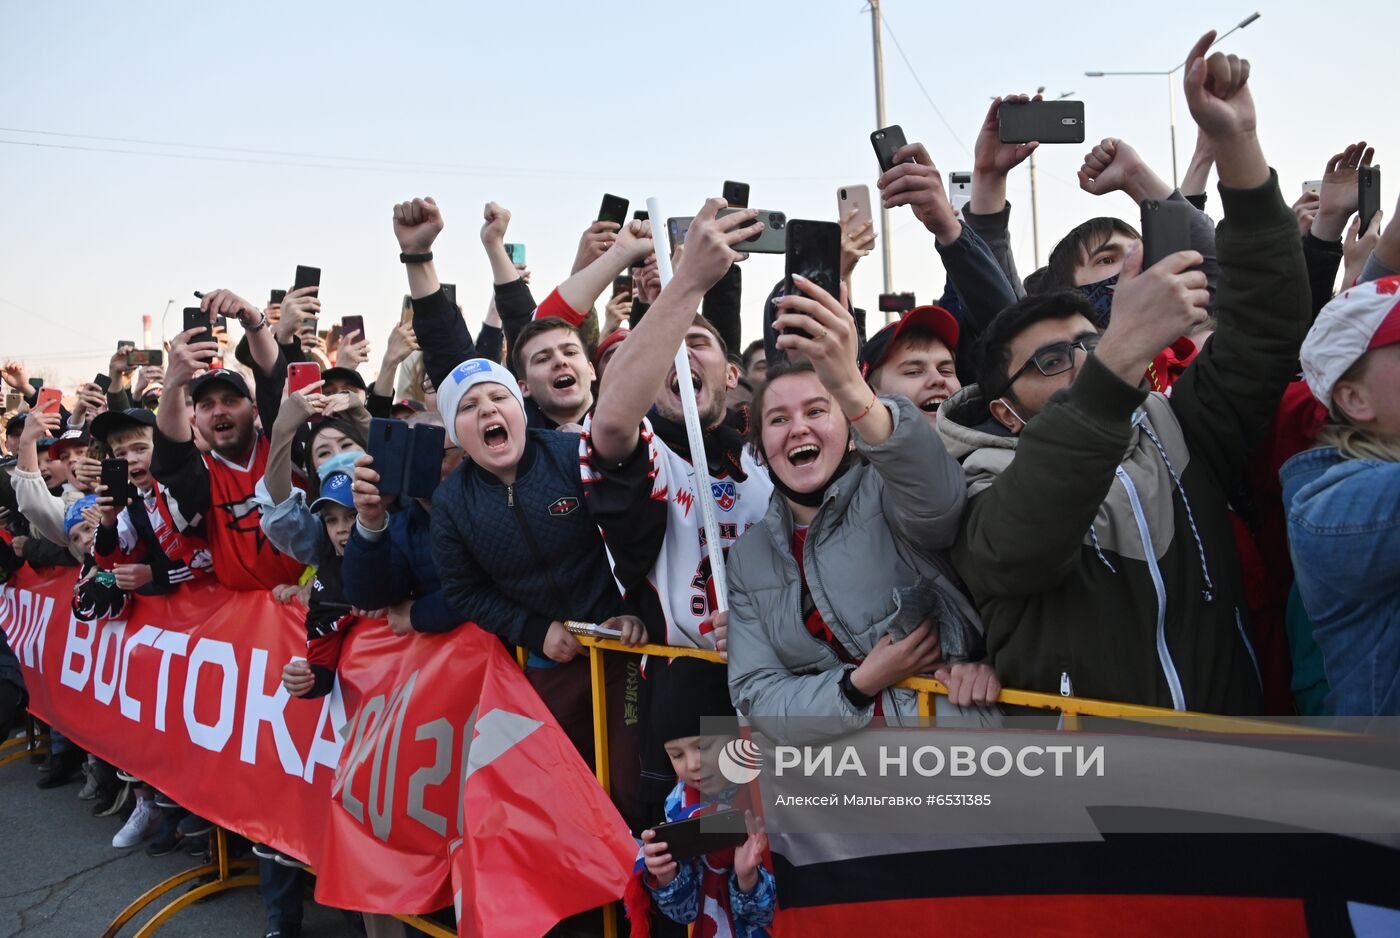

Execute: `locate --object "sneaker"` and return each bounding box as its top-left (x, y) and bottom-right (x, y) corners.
top-left (113, 798), bottom-right (160, 849)
top-left (272, 850), bottom-right (309, 870)
top-left (93, 781), bottom-right (132, 817)
top-left (78, 765), bottom-right (102, 801)
top-left (145, 829), bottom-right (182, 857)
top-left (177, 814), bottom-right (214, 838)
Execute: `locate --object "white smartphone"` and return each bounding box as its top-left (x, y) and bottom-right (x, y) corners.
top-left (837, 184), bottom-right (873, 231)
top-left (948, 171), bottom-right (973, 213)
top-left (1302, 180), bottom-right (1323, 196)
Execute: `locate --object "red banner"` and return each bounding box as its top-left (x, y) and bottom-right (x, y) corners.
top-left (1, 567), bottom-right (634, 936)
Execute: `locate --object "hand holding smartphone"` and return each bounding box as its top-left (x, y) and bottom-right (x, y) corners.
top-left (783, 220), bottom-right (843, 338)
top-left (1140, 199), bottom-right (1195, 269)
top-left (183, 307), bottom-right (216, 347)
top-left (1358, 166), bottom-right (1382, 229)
top-left (598, 194), bottom-right (629, 225)
top-left (35, 387), bottom-right (63, 413)
top-left (100, 458), bottom-right (131, 507)
top-left (871, 125), bottom-right (911, 173)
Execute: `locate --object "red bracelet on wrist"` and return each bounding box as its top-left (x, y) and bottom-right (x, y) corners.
top-left (847, 395), bottom-right (879, 425)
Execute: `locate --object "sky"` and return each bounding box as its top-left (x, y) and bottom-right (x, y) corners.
top-left (2, 0), bottom-right (1395, 388)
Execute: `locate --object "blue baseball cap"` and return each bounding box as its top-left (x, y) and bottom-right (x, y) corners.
top-left (310, 471), bottom-right (354, 513)
top-left (65, 495), bottom-right (99, 537)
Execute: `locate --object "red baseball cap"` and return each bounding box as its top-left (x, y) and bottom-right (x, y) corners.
top-left (858, 305), bottom-right (960, 379)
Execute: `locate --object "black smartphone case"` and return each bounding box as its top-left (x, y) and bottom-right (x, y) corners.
top-left (183, 308), bottom-right (215, 347)
top-left (1140, 199), bottom-right (1194, 270)
top-left (598, 194), bottom-right (629, 225)
top-left (999, 101), bottom-right (1085, 144)
top-left (1359, 166), bottom-right (1382, 230)
top-left (870, 125), bottom-right (909, 173)
top-left (101, 459), bottom-right (130, 504)
top-left (651, 809), bottom-right (748, 861)
top-left (783, 220), bottom-right (843, 339)
top-left (404, 424), bottom-right (447, 500)
top-left (367, 418), bottom-right (410, 496)
top-left (723, 181), bottom-right (750, 208)
top-left (293, 265), bottom-right (321, 290)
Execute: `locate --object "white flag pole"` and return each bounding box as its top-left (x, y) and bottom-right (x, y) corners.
top-left (646, 196), bottom-right (729, 615)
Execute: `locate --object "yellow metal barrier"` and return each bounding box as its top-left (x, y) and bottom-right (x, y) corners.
top-left (0, 716), bottom-right (49, 768)
top-left (102, 828), bottom-right (258, 938)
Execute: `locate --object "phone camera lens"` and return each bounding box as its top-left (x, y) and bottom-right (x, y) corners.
top-left (773, 214), bottom-right (786, 229)
top-left (840, 189), bottom-right (847, 200)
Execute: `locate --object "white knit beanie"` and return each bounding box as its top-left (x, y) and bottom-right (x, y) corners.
top-left (435, 358), bottom-right (526, 447)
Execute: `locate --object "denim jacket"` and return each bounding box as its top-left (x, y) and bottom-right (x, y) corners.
top-left (1280, 447), bottom-right (1400, 716)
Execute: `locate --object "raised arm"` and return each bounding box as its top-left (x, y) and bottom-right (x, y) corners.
top-left (537, 220), bottom-right (653, 327)
top-left (393, 197), bottom-right (479, 387)
top-left (589, 200), bottom-right (759, 464)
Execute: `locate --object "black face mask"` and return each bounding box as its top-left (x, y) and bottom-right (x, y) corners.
top-left (1078, 273), bottom-right (1118, 329)
top-left (768, 443), bottom-right (858, 509)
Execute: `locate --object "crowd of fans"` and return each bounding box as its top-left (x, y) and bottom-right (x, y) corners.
top-left (1, 32), bottom-right (1398, 937)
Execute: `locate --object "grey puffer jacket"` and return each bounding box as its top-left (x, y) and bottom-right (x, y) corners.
top-left (727, 395), bottom-right (1003, 745)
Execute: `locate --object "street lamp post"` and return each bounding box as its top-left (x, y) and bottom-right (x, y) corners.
top-left (1085, 13), bottom-right (1260, 188)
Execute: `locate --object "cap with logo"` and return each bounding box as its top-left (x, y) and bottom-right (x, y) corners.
top-left (1302, 275), bottom-right (1400, 410)
top-left (191, 369), bottom-right (253, 403)
top-left (310, 471), bottom-right (355, 512)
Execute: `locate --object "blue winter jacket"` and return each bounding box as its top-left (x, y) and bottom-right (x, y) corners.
top-left (342, 500), bottom-right (458, 633)
top-left (430, 429), bottom-right (626, 656)
top-left (1280, 447), bottom-right (1400, 716)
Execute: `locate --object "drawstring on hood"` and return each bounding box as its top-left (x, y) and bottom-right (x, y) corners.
top-left (1140, 422), bottom-right (1216, 603)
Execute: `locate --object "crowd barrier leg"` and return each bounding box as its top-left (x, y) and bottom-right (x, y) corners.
top-left (0, 715), bottom-right (48, 768)
top-left (586, 644), bottom-right (620, 938)
top-left (394, 914), bottom-right (456, 937)
top-left (101, 827), bottom-right (257, 938)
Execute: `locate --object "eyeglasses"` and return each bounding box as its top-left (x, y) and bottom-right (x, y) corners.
top-left (997, 335), bottom-right (1101, 399)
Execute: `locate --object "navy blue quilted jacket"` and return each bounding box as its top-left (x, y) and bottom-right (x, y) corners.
top-left (430, 429), bottom-right (625, 654)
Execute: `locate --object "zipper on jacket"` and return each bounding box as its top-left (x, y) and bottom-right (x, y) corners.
top-left (1234, 607), bottom-right (1263, 691)
top-left (506, 482), bottom-right (568, 615)
top-left (1115, 466), bottom-right (1186, 711)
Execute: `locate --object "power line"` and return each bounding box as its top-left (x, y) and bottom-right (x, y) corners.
top-left (876, 10), bottom-right (975, 159)
top-left (0, 130), bottom-right (865, 184)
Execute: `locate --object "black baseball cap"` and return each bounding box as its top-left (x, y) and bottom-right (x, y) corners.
top-left (858, 305), bottom-right (961, 380)
top-left (191, 368), bottom-right (253, 403)
top-left (91, 407), bottom-right (158, 444)
top-left (321, 367), bottom-right (367, 393)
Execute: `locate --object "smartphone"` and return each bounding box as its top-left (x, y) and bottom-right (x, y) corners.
top-left (87, 436), bottom-right (107, 461)
top-left (1302, 180), bottom-right (1323, 197)
top-left (28, 378), bottom-right (43, 391)
top-left (183, 307), bottom-right (215, 347)
top-left (116, 339), bottom-right (136, 352)
top-left (598, 193), bottom-right (629, 225)
top-left (93, 373), bottom-right (112, 392)
top-left (999, 100), bottom-right (1085, 144)
top-left (341, 315), bottom-right (365, 342)
top-left (367, 418), bottom-right (410, 496)
top-left (293, 265), bottom-right (321, 291)
top-left (4, 392), bottom-right (22, 412)
top-left (126, 349), bottom-right (164, 367)
top-left (1140, 199), bottom-right (1195, 270)
top-left (667, 210), bottom-right (786, 253)
top-left (1358, 166), bottom-right (1382, 230)
top-left (270, 288), bottom-right (287, 306)
top-left (214, 314), bottom-right (228, 333)
top-left (287, 362), bottom-right (322, 396)
top-left (837, 184), bottom-right (873, 230)
top-left (871, 124), bottom-right (911, 173)
top-left (633, 209), bottom-right (649, 222)
top-left (504, 243), bottom-right (526, 266)
top-left (404, 423), bottom-right (447, 500)
top-left (35, 387), bottom-right (62, 413)
top-left (723, 180), bottom-right (750, 209)
top-left (879, 292), bottom-right (917, 314)
top-left (100, 458), bottom-right (130, 504)
top-left (441, 282), bottom-right (458, 311)
top-left (948, 171), bottom-right (973, 213)
top-left (650, 809), bottom-right (748, 861)
top-left (612, 274), bottom-right (633, 296)
top-left (784, 220), bottom-right (843, 339)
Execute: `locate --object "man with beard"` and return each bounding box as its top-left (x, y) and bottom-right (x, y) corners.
top-left (151, 288), bottom-right (304, 592)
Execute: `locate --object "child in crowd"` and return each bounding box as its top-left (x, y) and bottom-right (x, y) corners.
top-left (631, 658), bottom-right (774, 938)
top-left (280, 469), bottom-right (360, 700)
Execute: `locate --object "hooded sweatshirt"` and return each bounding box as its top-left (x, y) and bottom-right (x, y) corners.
top-left (936, 172), bottom-right (1308, 714)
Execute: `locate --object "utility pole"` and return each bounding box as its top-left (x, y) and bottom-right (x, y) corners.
top-left (869, 0), bottom-right (893, 302)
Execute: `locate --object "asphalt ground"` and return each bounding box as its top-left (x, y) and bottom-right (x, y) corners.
top-left (0, 739), bottom-right (349, 938)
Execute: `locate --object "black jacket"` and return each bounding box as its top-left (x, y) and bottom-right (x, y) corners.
top-left (431, 428), bottom-right (625, 654)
